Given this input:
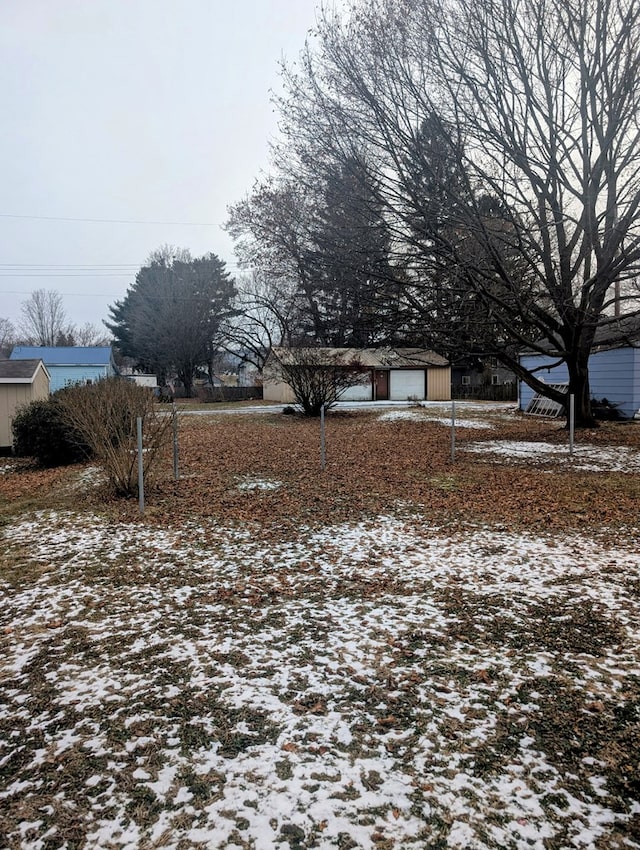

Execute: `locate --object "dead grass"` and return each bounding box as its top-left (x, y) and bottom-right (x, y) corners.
top-left (2, 407), bottom-right (639, 537)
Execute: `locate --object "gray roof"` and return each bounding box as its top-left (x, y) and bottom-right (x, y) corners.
top-left (593, 313), bottom-right (640, 349)
top-left (0, 358), bottom-right (47, 381)
top-left (522, 312), bottom-right (640, 356)
top-left (271, 347), bottom-right (449, 368)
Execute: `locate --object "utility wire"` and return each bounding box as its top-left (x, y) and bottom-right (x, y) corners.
top-left (0, 263), bottom-right (140, 268)
top-left (0, 212), bottom-right (220, 226)
top-left (0, 261), bottom-right (245, 274)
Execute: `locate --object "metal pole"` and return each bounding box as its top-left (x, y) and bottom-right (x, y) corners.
top-left (172, 402), bottom-right (179, 481)
top-left (320, 404), bottom-right (326, 471)
top-left (569, 394), bottom-right (575, 456)
top-left (451, 399), bottom-right (456, 463)
top-left (137, 416), bottom-right (145, 515)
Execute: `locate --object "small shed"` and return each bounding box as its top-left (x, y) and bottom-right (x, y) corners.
top-left (0, 359), bottom-right (50, 448)
top-left (263, 347), bottom-right (451, 403)
top-left (519, 315), bottom-right (640, 418)
top-left (10, 346), bottom-right (116, 393)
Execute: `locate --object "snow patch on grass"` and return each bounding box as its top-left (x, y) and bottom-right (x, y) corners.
top-left (378, 409), bottom-right (494, 429)
top-left (464, 439), bottom-right (640, 471)
top-left (236, 476), bottom-right (283, 491)
top-left (1, 510), bottom-right (639, 849)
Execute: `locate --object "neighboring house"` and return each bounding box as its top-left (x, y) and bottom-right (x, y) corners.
top-left (451, 355), bottom-right (517, 398)
top-left (519, 314), bottom-right (640, 418)
top-left (0, 359), bottom-right (50, 449)
top-left (9, 346), bottom-right (117, 393)
top-left (124, 374), bottom-right (158, 389)
top-left (263, 347), bottom-right (451, 403)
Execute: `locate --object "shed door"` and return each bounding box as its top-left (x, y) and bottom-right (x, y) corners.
top-left (375, 370), bottom-right (389, 400)
top-left (389, 369), bottom-right (426, 400)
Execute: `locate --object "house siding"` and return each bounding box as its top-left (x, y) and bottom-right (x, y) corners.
top-left (263, 380), bottom-right (296, 404)
top-left (48, 365), bottom-right (111, 393)
top-left (0, 368), bottom-right (50, 447)
top-left (426, 367), bottom-right (452, 401)
top-left (519, 349), bottom-right (640, 418)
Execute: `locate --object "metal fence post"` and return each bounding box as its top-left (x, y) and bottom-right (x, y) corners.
top-left (137, 416), bottom-right (145, 515)
top-left (172, 402), bottom-right (179, 481)
top-left (320, 404), bottom-right (326, 471)
top-left (569, 394), bottom-right (575, 456)
top-left (451, 399), bottom-right (456, 463)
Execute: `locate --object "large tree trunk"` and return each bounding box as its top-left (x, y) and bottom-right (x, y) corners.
top-left (566, 355), bottom-right (596, 428)
top-left (179, 368), bottom-right (195, 398)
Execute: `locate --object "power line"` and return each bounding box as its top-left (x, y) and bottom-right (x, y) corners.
top-left (0, 263), bottom-right (246, 271)
top-left (0, 212), bottom-right (221, 226)
top-left (0, 263), bottom-right (140, 268)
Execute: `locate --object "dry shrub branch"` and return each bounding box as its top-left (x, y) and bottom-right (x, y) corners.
top-left (59, 379), bottom-right (173, 496)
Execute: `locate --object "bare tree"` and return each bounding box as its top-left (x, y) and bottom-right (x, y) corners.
top-left (268, 347), bottom-right (368, 415)
top-left (265, 0), bottom-right (640, 425)
top-left (20, 289), bottom-right (72, 346)
top-left (74, 322), bottom-right (111, 347)
top-left (227, 157), bottom-right (408, 349)
top-left (222, 272), bottom-right (300, 370)
top-left (0, 317), bottom-right (16, 358)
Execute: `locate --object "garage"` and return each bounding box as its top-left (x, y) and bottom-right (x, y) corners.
top-left (389, 369), bottom-right (426, 400)
top-left (263, 347), bottom-right (451, 403)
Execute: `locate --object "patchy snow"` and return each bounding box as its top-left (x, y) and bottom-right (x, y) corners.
top-left (463, 439), bottom-right (640, 472)
top-left (378, 408), bottom-right (494, 428)
top-left (68, 465), bottom-right (107, 491)
top-left (236, 476), bottom-right (283, 491)
top-left (378, 409), bottom-right (427, 422)
top-left (1, 510), bottom-right (639, 849)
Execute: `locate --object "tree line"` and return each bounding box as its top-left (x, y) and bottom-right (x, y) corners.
top-left (227, 0), bottom-right (640, 426)
top-left (0, 290), bottom-right (110, 357)
top-left (5, 0), bottom-right (640, 424)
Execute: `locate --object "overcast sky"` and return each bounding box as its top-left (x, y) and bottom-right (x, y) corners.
top-left (0, 0), bottom-right (323, 331)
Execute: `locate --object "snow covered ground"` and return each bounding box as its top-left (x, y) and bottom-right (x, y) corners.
top-left (463, 440), bottom-right (640, 472)
top-left (1, 510), bottom-right (639, 849)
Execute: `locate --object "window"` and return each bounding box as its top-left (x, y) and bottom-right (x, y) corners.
top-left (461, 375), bottom-right (471, 385)
top-left (491, 374), bottom-right (500, 385)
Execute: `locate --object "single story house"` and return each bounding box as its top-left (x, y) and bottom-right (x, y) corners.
top-left (10, 346), bottom-right (117, 393)
top-left (263, 347), bottom-right (451, 403)
top-left (0, 359), bottom-right (50, 449)
top-left (519, 315), bottom-right (640, 418)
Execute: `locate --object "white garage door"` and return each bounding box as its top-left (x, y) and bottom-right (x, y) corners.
top-left (389, 369), bottom-right (425, 400)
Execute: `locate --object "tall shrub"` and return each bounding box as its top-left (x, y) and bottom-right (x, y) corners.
top-left (12, 397), bottom-right (90, 466)
top-left (59, 379), bottom-right (173, 496)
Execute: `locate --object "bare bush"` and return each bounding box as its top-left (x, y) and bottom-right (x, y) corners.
top-left (271, 348), bottom-right (368, 416)
top-left (59, 379), bottom-right (173, 496)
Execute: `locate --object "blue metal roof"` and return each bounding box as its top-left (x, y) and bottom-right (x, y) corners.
top-left (10, 346), bottom-right (113, 366)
